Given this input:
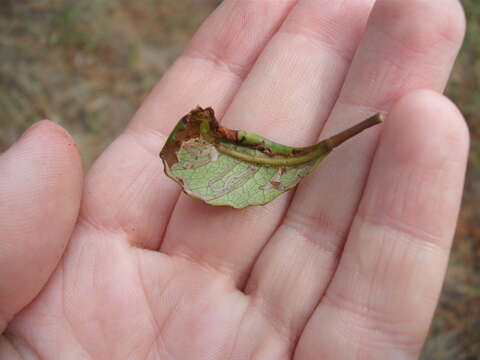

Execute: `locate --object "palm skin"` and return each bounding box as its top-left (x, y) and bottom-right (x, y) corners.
top-left (0, 0), bottom-right (470, 359)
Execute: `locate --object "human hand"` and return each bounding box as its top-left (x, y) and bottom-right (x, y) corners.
top-left (0, 0), bottom-right (469, 359)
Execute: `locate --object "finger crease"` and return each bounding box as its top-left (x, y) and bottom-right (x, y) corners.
top-left (355, 211), bottom-right (450, 253)
top-left (249, 297), bottom-right (298, 352)
top-left (181, 50), bottom-right (248, 82)
top-left (278, 28), bottom-right (354, 64)
top-left (282, 211), bottom-right (348, 260)
top-left (171, 250), bottom-right (237, 288)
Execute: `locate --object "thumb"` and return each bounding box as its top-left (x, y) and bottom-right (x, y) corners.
top-left (0, 121), bottom-right (83, 333)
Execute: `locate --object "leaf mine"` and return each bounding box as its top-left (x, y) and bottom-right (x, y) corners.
top-left (160, 106), bottom-right (383, 209)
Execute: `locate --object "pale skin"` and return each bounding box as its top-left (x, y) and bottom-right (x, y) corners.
top-left (0, 0), bottom-right (470, 359)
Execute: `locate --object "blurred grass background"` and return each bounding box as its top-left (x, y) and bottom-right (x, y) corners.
top-left (0, 0), bottom-right (478, 358)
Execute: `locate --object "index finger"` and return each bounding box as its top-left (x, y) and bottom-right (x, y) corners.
top-left (79, 0), bottom-right (299, 249)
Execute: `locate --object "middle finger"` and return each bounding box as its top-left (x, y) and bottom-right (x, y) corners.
top-left (161, 0), bottom-right (375, 286)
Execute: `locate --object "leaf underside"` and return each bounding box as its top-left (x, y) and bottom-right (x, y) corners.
top-left (167, 137), bottom-right (321, 208)
top-left (160, 106), bottom-right (382, 209)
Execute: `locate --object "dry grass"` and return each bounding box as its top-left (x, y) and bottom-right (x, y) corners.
top-left (0, 0), bottom-right (478, 358)
top-left (0, 0), bottom-right (220, 165)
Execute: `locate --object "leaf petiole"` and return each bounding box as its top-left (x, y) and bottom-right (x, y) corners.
top-left (212, 113), bottom-right (383, 167)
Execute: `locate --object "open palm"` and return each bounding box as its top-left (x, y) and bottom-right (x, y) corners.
top-left (0, 0), bottom-right (469, 359)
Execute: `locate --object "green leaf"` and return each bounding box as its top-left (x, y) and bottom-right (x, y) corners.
top-left (160, 107), bottom-right (382, 209)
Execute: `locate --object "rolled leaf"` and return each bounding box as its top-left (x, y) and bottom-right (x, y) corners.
top-left (160, 107), bottom-right (382, 209)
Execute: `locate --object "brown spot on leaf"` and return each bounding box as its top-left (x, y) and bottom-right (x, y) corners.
top-left (160, 106), bottom-right (244, 168)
